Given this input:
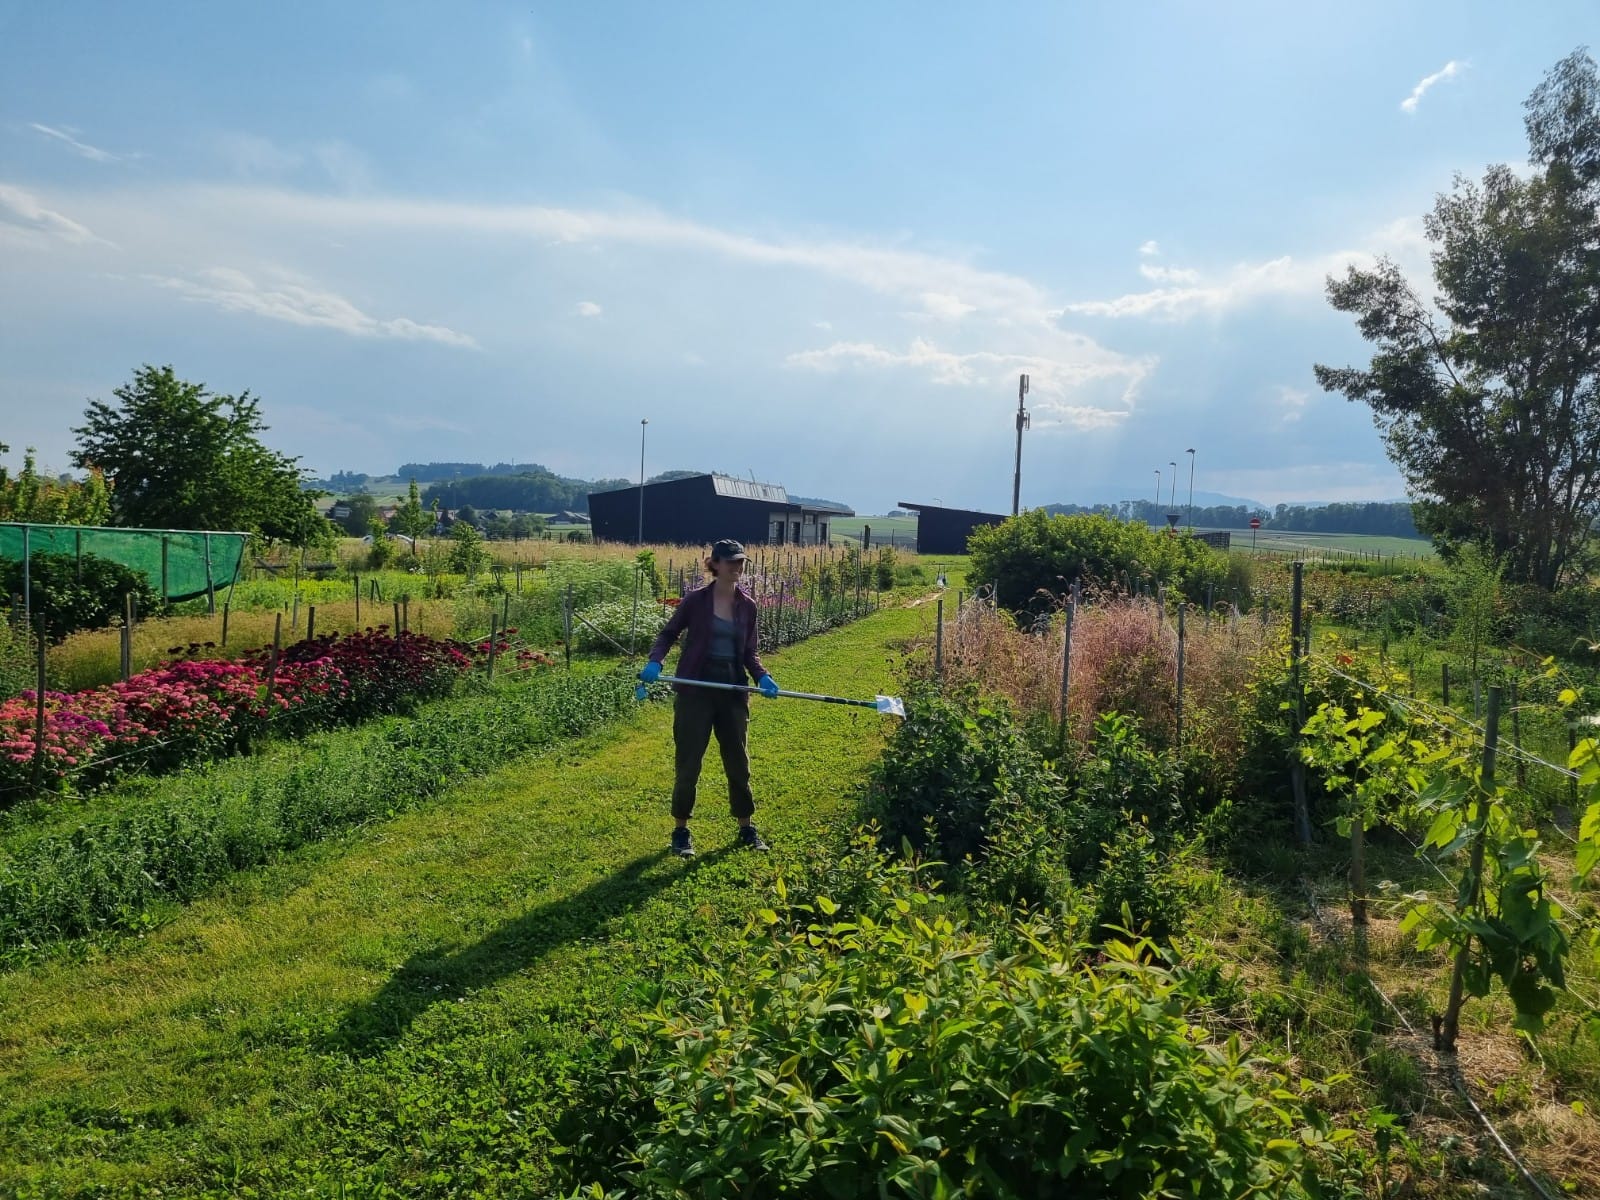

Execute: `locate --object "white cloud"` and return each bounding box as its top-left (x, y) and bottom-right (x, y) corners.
top-left (1275, 385), bottom-right (1310, 424)
top-left (1138, 262), bottom-right (1200, 285)
top-left (145, 266), bottom-right (478, 347)
top-left (29, 123), bottom-right (123, 163)
top-left (1138, 240), bottom-right (1160, 256)
top-left (784, 336), bottom-right (1149, 425)
top-left (1400, 60), bottom-right (1463, 114)
top-left (812, 319), bottom-right (833, 330)
top-left (575, 300), bottom-right (603, 317)
top-left (1061, 219), bottom-right (1428, 321)
top-left (0, 184), bottom-right (107, 246)
top-left (162, 185), bottom-right (1057, 325)
top-left (920, 291), bottom-right (976, 321)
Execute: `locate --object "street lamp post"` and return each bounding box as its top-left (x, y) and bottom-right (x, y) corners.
top-left (631, 418), bottom-right (648, 653)
top-left (1168, 461), bottom-right (1178, 510)
top-left (637, 419), bottom-right (648, 544)
top-left (1153, 469), bottom-right (1161, 522)
top-left (1186, 448), bottom-right (1196, 530)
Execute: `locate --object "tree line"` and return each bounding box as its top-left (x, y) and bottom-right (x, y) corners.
top-left (1041, 500), bottom-right (1419, 537)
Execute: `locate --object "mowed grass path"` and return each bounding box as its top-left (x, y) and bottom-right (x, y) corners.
top-left (0, 594), bottom-right (945, 1197)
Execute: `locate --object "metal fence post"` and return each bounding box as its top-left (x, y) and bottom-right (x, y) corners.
top-left (934, 596), bottom-right (944, 678)
top-left (1055, 586), bottom-right (1076, 755)
top-left (31, 624), bottom-right (46, 792)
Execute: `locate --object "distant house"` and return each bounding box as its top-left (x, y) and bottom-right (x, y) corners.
top-left (547, 510), bottom-right (591, 526)
top-left (898, 501), bottom-right (1007, 555)
top-left (588, 473), bottom-right (852, 546)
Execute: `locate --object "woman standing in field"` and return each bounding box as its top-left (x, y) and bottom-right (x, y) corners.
top-left (638, 539), bottom-right (778, 858)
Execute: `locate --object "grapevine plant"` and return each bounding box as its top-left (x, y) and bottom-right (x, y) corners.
top-left (1300, 660), bottom-right (1600, 1050)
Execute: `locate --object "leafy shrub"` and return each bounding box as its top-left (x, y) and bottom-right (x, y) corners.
top-left (572, 598), bottom-right (668, 653)
top-left (560, 844), bottom-right (1368, 1198)
top-left (447, 521), bottom-right (491, 575)
top-left (864, 684), bottom-right (1068, 865)
top-left (968, 510), bottom-right (1228, 615)
top-left (875, 545), bottom-right (896, 590)
top-left (0, 551), bottom-right (161, 641)
top-left (365, 532), bottom-right (399, 570)
top-left (1071, 711), bottom-right (1185, 832)
top-left (1092, 817), bottom-right (1191, 941)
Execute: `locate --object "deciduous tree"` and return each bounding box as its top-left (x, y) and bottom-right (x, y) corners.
top-left (71, 366), bottom-right (330, 546)
top-left (1316, 50), bottom-right (1600, 588)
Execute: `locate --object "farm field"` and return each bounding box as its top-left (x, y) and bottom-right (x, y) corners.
top-left (6, 532), bottom-right (1600, 1196)
top-left (0, 582), bottom-right (946, 1196)
top-left (1223, 527), bottom-right (1436, 558)
top-left (826, 513), bottom-right (919, 544)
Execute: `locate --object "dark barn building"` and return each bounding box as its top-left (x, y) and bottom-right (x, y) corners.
top-left (900, 501), bottom-right (1007, 555)
top-left (589, 473), bottom-right (852, 547)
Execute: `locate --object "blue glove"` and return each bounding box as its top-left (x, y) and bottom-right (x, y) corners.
top-left (758, 674), bottom-right (779, 699)
top-left (634, 684), bottom-right (648, 702)
top-left (639, 660), bottom-right (662, 683)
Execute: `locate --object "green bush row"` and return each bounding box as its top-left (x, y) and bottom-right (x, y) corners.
top-left (557, 838), bottom-right (1375, 1198)
top-left (0, 670), bottom-right (637, 956)
top-left (862, 684), bottom-right (1191, 937)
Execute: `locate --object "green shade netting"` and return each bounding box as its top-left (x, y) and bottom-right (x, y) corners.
top-left (0, 523), bottom-right (249, 602)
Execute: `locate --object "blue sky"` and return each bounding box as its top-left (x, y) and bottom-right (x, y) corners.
top-left (0, 2), bottom-right (1589, 513)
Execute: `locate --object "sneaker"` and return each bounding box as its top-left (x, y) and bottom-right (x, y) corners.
top-left (670, 827), bottom-right (695, 858)
top-left (737, 824), bottom-right (770, 852)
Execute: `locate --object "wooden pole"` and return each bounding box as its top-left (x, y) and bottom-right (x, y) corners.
top-left (1439, 686), bottom-right (1502, 1052)
top-left (487, 614), bottom-right (498, 680)
top-left (122, 592), bottom-right (134, 680)
top-left (306, 605), bottom-right (316, 643)
top-left (1055, 586), bottom-right (1077, 756)
top-left (1289, 562), bottom-right (1312, 845)
top-left (1176, 603), bottom-right (1186, 748)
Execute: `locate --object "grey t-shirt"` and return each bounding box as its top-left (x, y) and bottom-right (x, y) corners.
top-left (709, 613), bottom-right (738, 661)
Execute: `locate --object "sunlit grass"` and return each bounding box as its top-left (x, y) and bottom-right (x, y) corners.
top-left (0, 575), bottom-right (955, 1196)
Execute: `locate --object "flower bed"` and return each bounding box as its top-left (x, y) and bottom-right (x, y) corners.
top-left (1, 628), bottom-right (472, 801)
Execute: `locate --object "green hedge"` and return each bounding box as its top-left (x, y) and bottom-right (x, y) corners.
top-left (969, 510), bottom-right (1227, 614)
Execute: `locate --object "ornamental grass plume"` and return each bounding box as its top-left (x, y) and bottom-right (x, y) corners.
top-left (923, 591), bottom-right (1269, 766)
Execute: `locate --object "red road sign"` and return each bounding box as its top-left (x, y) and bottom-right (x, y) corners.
top-left (1249, 517), bottom-right (1262, 529)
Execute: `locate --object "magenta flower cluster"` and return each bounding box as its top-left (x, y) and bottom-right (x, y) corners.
top-left (1, 627), bottom-right (472, 799)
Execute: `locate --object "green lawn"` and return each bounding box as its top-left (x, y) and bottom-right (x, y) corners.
top-left (0, 583), bottom-right (953, 1196)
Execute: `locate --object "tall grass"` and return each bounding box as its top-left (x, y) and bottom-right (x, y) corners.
top-left (923, 593), bottom-right (1270, 761)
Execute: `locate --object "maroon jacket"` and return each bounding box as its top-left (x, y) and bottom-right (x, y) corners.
top-left (648, 582), bottom-right (767, 688)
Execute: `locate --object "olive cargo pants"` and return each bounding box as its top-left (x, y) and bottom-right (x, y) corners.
top-left (671, 672), bottom-right (755, 821)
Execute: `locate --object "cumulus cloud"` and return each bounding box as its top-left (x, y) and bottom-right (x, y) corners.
top-left (1061, 220), bottom-right (1428, 321)
top-left (0, 183), bottom-right (107, 246)
top-left (575, 300), bottom-right (602, 317)
top-left (1400, 60), bottom-right (1463, 114)
top-left (145, 266), bottom-right (477, 347)
top-left (1138, 240), bottom-right (1160, 256)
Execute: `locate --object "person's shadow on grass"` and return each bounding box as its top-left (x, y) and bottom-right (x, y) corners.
top-left (327, 845), bottom-right (728, 1055)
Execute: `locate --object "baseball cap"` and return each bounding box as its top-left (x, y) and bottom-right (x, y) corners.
top-left (711, 538), bottom-right (747, 561)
